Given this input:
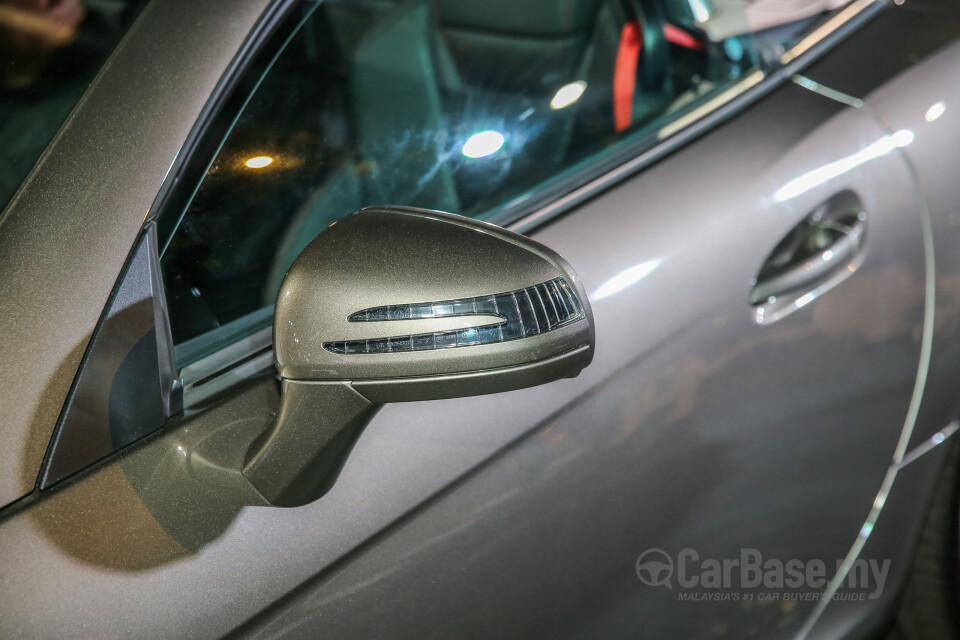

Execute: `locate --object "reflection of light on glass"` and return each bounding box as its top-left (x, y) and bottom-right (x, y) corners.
top-left (859, 522), bottom-right (874, 538)
top-left (774, 130), bottom-right (913, 201)
top-left (245, 156), bottom-right (273, 168)
top-left (924, 101), bottom-right (946, 122)
top-left (462, 131), bottom-right (505, 158)
top-left (550, 81), bottom-right (587, 110)
top-left (933, 432), bottom-right (946, 444)
top-left (794, 292), bottom-right (816, 308)
top-left (688, 0), bottom-right (713, 22)
top-left (724, 37), bottom-right (744, 62)
top-left (592, 259), bottom-right (660, 300)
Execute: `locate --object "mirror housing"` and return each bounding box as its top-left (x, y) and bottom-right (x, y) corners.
top-left (274, 207), bottom-right (594, 398)
top-left (244, 207), bottom-right (594, 505)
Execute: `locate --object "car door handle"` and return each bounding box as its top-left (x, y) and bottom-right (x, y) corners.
top-left (750, 190), bottom-right (866, 306)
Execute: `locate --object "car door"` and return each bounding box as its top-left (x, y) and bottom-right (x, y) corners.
top-left (0, 0), bottom-right (945, 638)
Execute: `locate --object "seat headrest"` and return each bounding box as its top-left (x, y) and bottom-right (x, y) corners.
top-left (437, 0), bottom-right (601, 37)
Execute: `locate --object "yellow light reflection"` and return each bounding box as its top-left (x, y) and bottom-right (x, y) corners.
top-left (245, 156), bottom-right (274, 169)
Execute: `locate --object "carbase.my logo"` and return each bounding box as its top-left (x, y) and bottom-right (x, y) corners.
top-left (635, 548), bottom-right (674, 588)
top-left (635, 548), bottom-right (890, 600)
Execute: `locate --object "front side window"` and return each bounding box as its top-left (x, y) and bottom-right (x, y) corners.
top-left (160, 0), bottom-right (851, 366)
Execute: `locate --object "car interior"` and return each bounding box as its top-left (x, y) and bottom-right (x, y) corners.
top-left (160, 0), bottom-right (762, 354)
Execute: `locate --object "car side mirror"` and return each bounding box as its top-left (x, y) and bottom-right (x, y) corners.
top-left (243, 207), bottom-right (594, 505)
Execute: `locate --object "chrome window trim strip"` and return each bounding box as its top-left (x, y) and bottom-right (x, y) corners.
top-left (507, 0), bottom-right (883, 234)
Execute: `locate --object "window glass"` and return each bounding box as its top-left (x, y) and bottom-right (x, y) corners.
top-left (161, 0), bottom-right (847, 363)
top-left (0, 0), bottom-right (147, 215)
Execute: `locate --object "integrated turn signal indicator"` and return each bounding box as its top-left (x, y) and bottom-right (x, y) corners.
top-left (324, 277), bottom-right (585, 354)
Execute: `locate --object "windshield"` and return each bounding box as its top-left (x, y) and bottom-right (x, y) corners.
top-left (0, 0), bottom-right (147, 216)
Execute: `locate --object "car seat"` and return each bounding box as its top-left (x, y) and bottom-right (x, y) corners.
top-left (266, 0), bottom-right (671, 297)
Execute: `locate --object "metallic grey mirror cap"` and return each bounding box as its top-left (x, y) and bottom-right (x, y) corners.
top-left (273, 207), bottom-right (595, 390)
top-left (245, 208), bottom-right (594, 504)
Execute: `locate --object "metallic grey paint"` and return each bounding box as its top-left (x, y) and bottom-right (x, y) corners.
top-left (228, 81), bottom-right (935, 639)
top-left (834, 39), bottom-right (960, 453)
top-left (0, 1), bottom-right (959, 639)
top-left (248, 206), bottom-right (594, 504)
top-left (0, 0), bottom-right (274, 506)
top-left (272, 207), bottom-right (593, 383)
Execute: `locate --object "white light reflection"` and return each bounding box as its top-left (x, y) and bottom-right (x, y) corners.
top-left (774, 129), bottom-right (914, 201)
top-left (688, 0), bottom-right (713, 23)
top-left (550, 81), bottom-right (587, 110)
top-left (794, 291), bottom-right (816, 309)
top-left (925, 101), bottom-right (946, 122)
top-left (462, 131), bottom-right (505, 158)
top-left (592, 259), bottom-right (660, 300)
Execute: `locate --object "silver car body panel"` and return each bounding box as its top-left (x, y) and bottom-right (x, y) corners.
top-left (0, 0), bottom-right (275, 507)
top-left (1, 1), bottom-right (959, 639)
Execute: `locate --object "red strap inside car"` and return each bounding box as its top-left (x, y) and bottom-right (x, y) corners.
top-left (614, 20), bottom-right (643, 133)
top-left (663, 24), bottom-right (706, 51)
